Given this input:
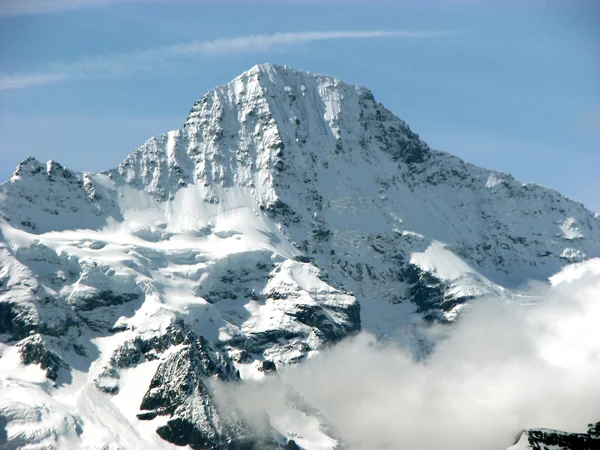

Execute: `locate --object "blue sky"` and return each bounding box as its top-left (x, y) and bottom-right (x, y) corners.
top-left (0, 0), bottom-right (598, 210)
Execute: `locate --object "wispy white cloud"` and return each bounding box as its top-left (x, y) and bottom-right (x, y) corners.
top-left (0, 0), bottom-right (143, 16)
top-left (0, 30), bottom-right (446, 90)
top-left (214, 260), bottom-right (600, 449)
top-left (0, 0), bottom-right (398, 17)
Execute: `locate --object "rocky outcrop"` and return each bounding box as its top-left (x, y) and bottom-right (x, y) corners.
top-left (137, 332), bottom-right (276, 449)
top-left (0, 301), bottom-right (38, 341)
top-left (511, 422), bottom-right (600, 450)
top-left (17, 334), bottom-right (67, 381)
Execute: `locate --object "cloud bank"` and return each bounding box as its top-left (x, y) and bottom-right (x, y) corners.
top-left (0, 30), bottom-right (444, 90)
top-left (215, 259), bottom-right (600, 450)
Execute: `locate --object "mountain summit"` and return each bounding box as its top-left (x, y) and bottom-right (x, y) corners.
top-left (1, 64), bottom-right (599, 449)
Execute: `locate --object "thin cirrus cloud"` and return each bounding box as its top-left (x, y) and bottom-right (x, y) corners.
top-left (0, 0), bottom-right (383, 17)
top-left (0, 0), bottom-right (145, 16)
top-left (0, 30), bottom-right (445, 90)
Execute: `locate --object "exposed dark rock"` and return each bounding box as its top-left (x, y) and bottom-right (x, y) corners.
top-left (334, 301), bottom-right (361, 334)
top-left (292, 255), bottom-right (311, 263)
top-left (198, 290), bottom-right (238, 304)
top-left (17, 334), bottom-right (67, 381)
top-left (264, 200), bottom-right (301, 224)
top-left (258, 360), bottom-right (277, 373)
top-left (0, 413), bottom-right (7, 445)
top-left (20, 220), bottom-right (36, 230)
top-left (589, 422), bottom-right (600, 439)
top-left (312, 227), bottom-right (332, 242)
top-left (287, 305), bottom-right (346, 342)
top-left (285, 439), bottom-right (300, 450)
top-left (399, 264), bottom-right (471, 320)
top-left (69, 290), bottom-right (139, 311)
top-left (358, 93), bottom-right (429, 165)
top-left (94, 324), bottom-right (188, 394)
top-left (400, 264), bottom-right (445, 312)
top-left (247, 329), bottom-right (304, 347)
top-left (111, 339), bottom-right (141, 367)
top-left (136, 324), bottom-right (186, 359)
top-left (0, 302), bottom-right (39, 341)
top-left (137, 332), bottom-right (275, 449)
top-left (193, 255), bottom-right (274, 305)
top-left (515, 422), bottom-right (600, 450)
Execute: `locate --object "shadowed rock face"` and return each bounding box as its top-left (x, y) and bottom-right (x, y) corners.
top-left (137, 332), bottom-right (277, 449)
top-left (0, 302), bottom-right (36, 341)
top-left (287, 301), bottom-right (360, 342)
top-left (17, 333), bottom-right (67, 381)
top-left (68, 290), bottom-right (139, 312)
top-left (513, 422), bottom-right (600, 450)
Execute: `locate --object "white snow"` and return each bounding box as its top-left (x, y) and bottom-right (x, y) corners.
top-left (505, 432), bottom-right (530, 450)
top-left (486, 172), bottom-right (505, 188)
top-left (410, 240), bottom-right (474, 280)
top-left (0, 63), bottom-right (599, 450)
top-left (559, 217), bottom-right (584, 240)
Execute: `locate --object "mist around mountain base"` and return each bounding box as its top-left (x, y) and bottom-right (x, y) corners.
top-left (213, 259), bottom-right (600, 450)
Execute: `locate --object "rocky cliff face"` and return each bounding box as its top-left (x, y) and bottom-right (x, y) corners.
top-left (1, 64), bottom-right (599, 449)
top-left (509, 422), bottom-right (600, 450)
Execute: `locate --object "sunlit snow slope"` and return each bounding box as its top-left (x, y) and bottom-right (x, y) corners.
top-left (1, 64), bottom-right (599, 449)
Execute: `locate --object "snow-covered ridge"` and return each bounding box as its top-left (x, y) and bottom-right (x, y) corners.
top-left (508, 423), bottom-right (600, 450)
top-left (4, 64), bottom-right (598, 281)
top-left (1, 63), bottom-right (599, 449)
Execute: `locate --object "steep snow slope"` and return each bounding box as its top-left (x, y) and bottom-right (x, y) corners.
top-left (1, 64), bottom-right (599, 449)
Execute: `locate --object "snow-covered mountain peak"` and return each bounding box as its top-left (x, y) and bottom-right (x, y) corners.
top-left (1, 65), bottom-right (599, 449)
top-left (10, 156), bottom-right (73, 182)
top-left (186, 62), bottom-right (374, 122)
top-left (181, 62), bottom-right (426, 166)
top-left (107, 63), bottom-right (430, 216)
top-left (2, 65), bottom-right (599, 285)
